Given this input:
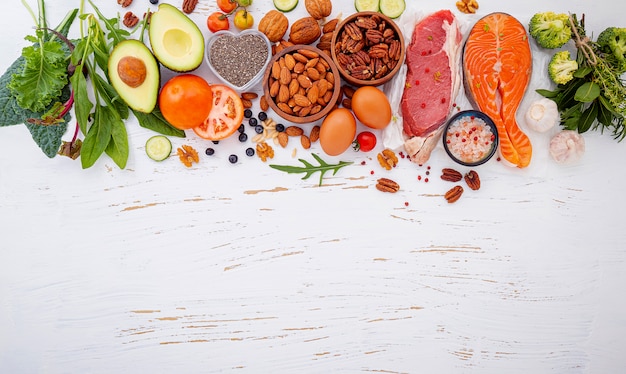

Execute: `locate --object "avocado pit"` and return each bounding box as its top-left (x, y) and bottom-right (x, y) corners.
top-left (117, 56), bottom-right (147, 88)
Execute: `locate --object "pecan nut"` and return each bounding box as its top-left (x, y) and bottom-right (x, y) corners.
top-left (344, 23), bottom-right (363, 40)
top-left (355, 16), bottom-right (377, 30)
top-left (123, 12), bottom-right (139, 28)
top-left (182, 0), bottom-right (198, 14)
top-left (376, 178), bottom-right (400, 193)
top-left (464, 170), bottom-right (481, 190)
top-left (441, 168), bottom-right (463, 182)
top-left (444, 185), bottom-right (464, 203)
top-left (118, 0), bottom-right (132, 7)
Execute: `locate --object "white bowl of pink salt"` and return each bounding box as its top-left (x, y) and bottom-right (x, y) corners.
top-left (443, 110), bottom-right (499, 167)
top-left (205, 29), bottom-right (271, 92)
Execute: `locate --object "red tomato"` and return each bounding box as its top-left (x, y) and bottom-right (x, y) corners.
top-left (217, 0), bottom-right (237, 13)
top-left (194, 85), bottom-right (244, 140)
top-left (159, 74), bottom-right (213, 130)
top-left (354, 131), bottom-right (377, 152)
top-left (207, 12), bottom-right (229, 33)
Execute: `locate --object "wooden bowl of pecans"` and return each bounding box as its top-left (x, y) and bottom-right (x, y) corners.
top-left (262, 44), bottom-right (341, 124)
top-left (330, 11), bottom-right (405, 87)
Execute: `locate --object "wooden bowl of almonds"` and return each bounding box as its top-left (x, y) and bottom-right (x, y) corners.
top-left (262, 44), bottom-right (341, 124)
top-left (330, 11), bottom-right (405, 87)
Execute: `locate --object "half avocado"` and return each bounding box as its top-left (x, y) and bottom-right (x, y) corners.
top-left (108, 39), bottom-right (160, 113)
top-left (149, 3), bottom-right (205, 72)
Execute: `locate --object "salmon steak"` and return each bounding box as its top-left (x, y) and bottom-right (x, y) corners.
top-left (401, 10), bottom-right (462, 165)
top-left (463, 12), bottom-right (533, 168)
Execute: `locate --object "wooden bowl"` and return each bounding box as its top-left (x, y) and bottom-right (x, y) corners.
top-left (331, 11), bottom-right (405, 87)
top-left (262, 44), bottom-right (341, 124)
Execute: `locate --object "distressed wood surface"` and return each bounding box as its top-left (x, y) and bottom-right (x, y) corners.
top-left (1, 1), bottom-right (625, 373)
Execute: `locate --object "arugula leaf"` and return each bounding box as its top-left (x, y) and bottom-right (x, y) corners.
top-left (133, 108), bottom-right (186, 138)
top-left (270, 154), bottom-right (353, 186)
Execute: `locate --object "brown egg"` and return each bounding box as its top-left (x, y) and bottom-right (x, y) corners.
top-left (351, 86), bottom-right (392, 129)
top-left (319, 108), bottom-right (357, 156)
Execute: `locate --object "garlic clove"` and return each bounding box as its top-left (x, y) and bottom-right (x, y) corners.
top-left (525, 98), bottom-right (559, 133)
top-left (549, 130), bottom-right (585, 164)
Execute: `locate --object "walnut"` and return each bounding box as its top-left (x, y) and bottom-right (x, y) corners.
top-left (256, 142), bottom-right (275, 162)
top-left (117, 0), bottom-right (132, 7)
top-left (288, 17), bottom-right (322, 45)
top-left (258, 10), bottom-right (289, 43)
top-left (304, 0), bottom-right (332, 20)
top-left (177, 145), bottom-right (199, 168)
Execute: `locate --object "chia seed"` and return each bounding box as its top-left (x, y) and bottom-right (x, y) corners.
top-left (209, 34), bottom-right (268, 88)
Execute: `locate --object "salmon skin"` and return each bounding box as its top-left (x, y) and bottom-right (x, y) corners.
top-left (463, 12), bottom-right (533, 168)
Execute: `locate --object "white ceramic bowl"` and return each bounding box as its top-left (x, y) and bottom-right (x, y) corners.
top-left (205, 29), bottom-right (272, 92)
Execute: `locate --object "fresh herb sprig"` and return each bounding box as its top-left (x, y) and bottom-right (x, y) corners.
top-left (537, 14), bottom-right (626, 140)
top-left (269, 154), bottom-right (353, 186)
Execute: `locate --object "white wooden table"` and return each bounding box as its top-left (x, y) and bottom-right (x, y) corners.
top-left (1, 0), bottom-right (625, 372)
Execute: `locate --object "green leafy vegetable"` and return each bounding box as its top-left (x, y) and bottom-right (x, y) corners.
top-left (269, 154), bottom-right (353, 186)
top-left (133, 108), bottom-right (185, 138)
top-left (537, 13), bottom-right (626, 140)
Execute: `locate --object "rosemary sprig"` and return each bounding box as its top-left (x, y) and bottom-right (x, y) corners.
top-left (269, 153), bottom-right (353, 186)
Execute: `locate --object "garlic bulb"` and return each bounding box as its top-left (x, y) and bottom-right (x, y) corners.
top-left (525, 98), bottom-right (559, 133)
top-left (549, 130), bottom-right (585, 164)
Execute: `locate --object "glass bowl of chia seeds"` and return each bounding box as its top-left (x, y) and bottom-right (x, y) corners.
top-left (206, 29), bottom-right (272, 92)
top-left (442, 110), bottom-right (499, 167)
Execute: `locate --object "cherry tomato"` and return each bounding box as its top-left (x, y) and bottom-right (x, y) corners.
top-left (194, 85), bottom-right (244, 141)
top-left (233, 9), bottom-right (254, 30)
top-left (217, 0), bottom-right (237, 13)
top-left (207, 12), bottom-right (229, 33)
top-left (354, 131), bottom-right (377, 152)
top-left (159, 74), bottom-right (213, 130)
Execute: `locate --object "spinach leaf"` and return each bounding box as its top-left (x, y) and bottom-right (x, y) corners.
top-left (81, 104), bottom-right (113, 169)
top-left (134, 108), bottom-right (186, 138)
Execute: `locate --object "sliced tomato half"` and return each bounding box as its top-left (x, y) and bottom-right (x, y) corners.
top-left (193, 84), bottom-right (244, 141)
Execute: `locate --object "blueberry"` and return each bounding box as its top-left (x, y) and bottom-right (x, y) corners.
top-left (212, 140), bottom-right (219, 145)
top-left (205, 148), bottom-right (215, 156)
top-left (276, 123), bottom-right (285, 132)
top-left (229, 154), bottom-right (238, 164)
top-left (254, 125), bottom-right (264, 134)
top-left (149, 0), bottom-right (158, 4)
top-left (245, 147), bottom-right (255, 157)
top-left (238, 124), bottom-right (245, 133)
top-left (244, 109), bottom-right (253, 118)
top-left (248, 117), bottom-right (258, 127)
top-left (238, 132), bottom-right (248, 142)
top-left (258, 111), bottom-right (268, 121)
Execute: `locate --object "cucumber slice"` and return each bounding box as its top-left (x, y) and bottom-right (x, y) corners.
top-left (379, 0), bottom-right (405, 18)
top-left (145, 135), bottom-right (172, 162)
top-left (273, 0), bottom-right (298, 12)
top-left (355, 0), bottom-right (379, 12)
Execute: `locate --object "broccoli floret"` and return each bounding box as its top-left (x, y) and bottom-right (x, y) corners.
top-left (596, 27), bottom-right (626, 73)
top-left (529, 12), bottom-right (572, 49)
top-left (549, 51), bottom-right (578, 85)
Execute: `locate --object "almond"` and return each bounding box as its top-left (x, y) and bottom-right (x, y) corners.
top-left (279, 66), bottom-right (291, 85)
top-left (277, 84), bottom-right (290, 103)
top-left (309, 125), bottom-right (320, 142)
top-left (285, 125), bottom-right (304, 136)
top-left (301, 134), bottom-right (311, 149)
